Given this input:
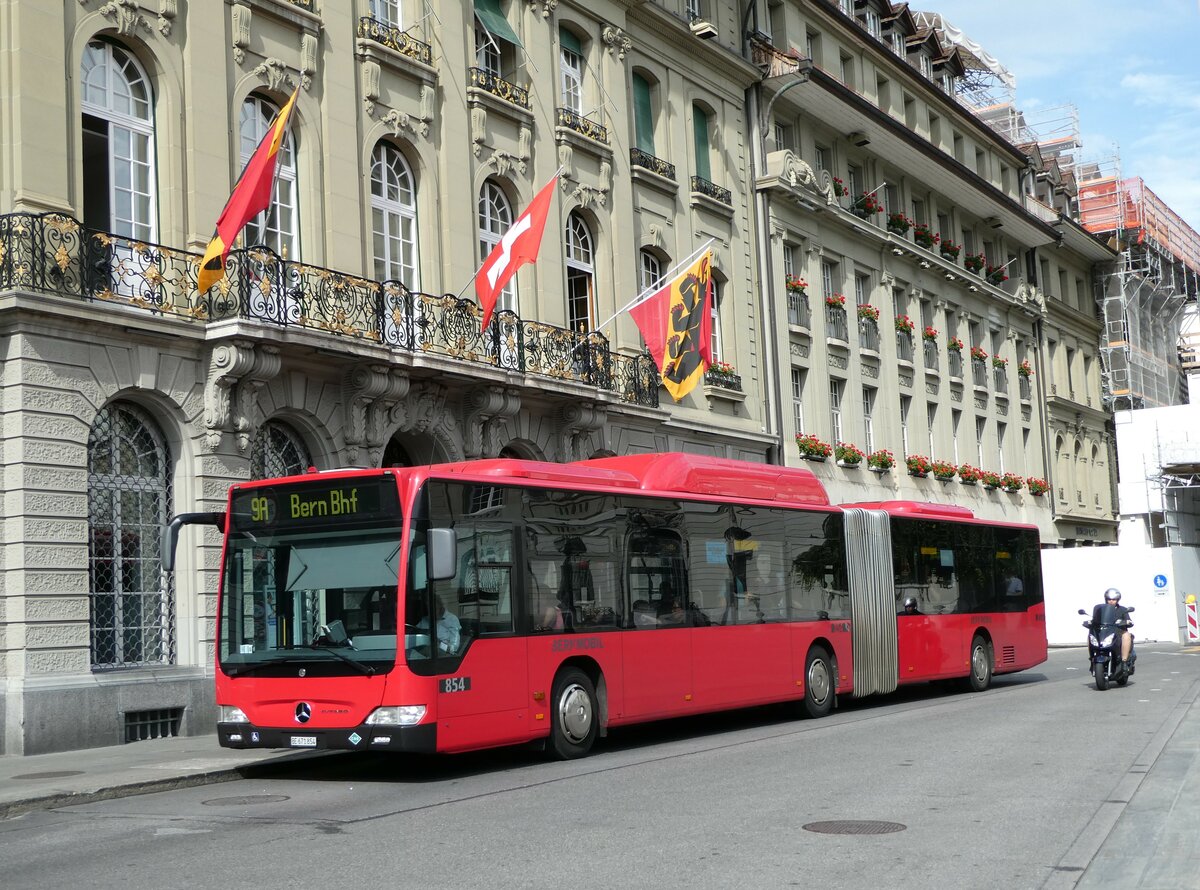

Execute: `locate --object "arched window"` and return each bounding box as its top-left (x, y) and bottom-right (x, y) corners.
top-left (639, 249), bottom-right (662, 294)
top-left (81, 40), bottom-right (156, 241)
top-left (87, 402), bottom-right (173, 668)
top-left (240, 94), bottom-right (298, 258)
top-left (632, 72), bottom-right (656, 156)
top-left (370, 142), bottom-right (419, 286)
top-left (709, 272), bottom-right (724, 361)
top-left (250, 421), bottom-right (313, 480)
top-left (565, 212), bottom-right (595, 332)
top-left (692, 104), bottom-right (712, 183)
top-left (559, 28), bottom-right (584, 114)
top-left (478, 181), bottom-right (517, 315)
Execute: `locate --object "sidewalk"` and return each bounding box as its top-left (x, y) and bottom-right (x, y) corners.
top-left (0, 734), bottom-right (330, 820)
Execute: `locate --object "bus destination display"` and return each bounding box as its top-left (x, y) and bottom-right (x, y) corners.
top-left (230, 477), bottom-right (399, 530)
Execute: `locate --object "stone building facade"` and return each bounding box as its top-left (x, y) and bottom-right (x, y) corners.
top-left (0, 0), bottom-right (1114, 754)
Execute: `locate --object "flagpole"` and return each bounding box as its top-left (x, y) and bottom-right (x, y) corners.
top-left (592, 237), bottom-right (715, 333)
top-left (455, 165), bottom-right (565, 302)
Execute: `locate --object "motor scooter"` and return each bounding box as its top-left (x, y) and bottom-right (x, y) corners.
top-left (1077, 605), bottom-right (1135, 691)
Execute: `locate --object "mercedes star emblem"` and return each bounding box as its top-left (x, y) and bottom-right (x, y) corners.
top-left (294, 702), bottom-right (312, 724)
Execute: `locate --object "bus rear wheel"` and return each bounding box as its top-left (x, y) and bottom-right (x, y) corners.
top-left (550, 667), bottom-right (598, 759)
top-left (803, 647), bottom-right (835, 718)
top-left (965, 635), bottom-right (993, 692)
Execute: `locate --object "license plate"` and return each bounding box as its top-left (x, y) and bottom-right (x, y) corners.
top-left (290, 736), bottom-right (317, 748)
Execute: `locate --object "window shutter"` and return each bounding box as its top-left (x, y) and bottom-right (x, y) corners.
top-left (633, 74), bottom-right (654, 155)
top-left (693, 106), bottom-right (711, 182)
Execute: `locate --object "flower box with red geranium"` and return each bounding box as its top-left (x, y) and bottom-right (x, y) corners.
top-left (1018, 359), bottom-right (1034, 378)
top-left (970, 345), bottom-right (988, 362)
top-left (913, 223), bottom-right (940, 249)
top-left (906, 454), bottom-right (932, 477)
top-left (947, 337), bottom-right (964, 352)
top-left (867, 449), bottom-right (895, 472)
top-left (980, 470), bottom-right (1001, 489)
top-left (886, 213), bottom-right (912, 234)
top-left (986, 264), bottom-right (1009, 285)
top-left (857, 303), bottom-right (880, 322)
top-left (708, 360), bottom-right (737, 381)
top-left (922, 326), bottom-right (939, 342)
top-left (851, 192), bottom-right (883, 218)
top-left (1027, 476), bottom-right (1050, 496)
top-left (939, 240), bottom-right (962, 260)
top-left (825, 292), bottom-right (846, 308)
top-left (832, 177), bottom-right (847, 197)
top-left (795, 433), bottom-right (833, 460)
top-left (895, 314), bottom-right (915, 333)
top-left (785, 274), bottom-right (808, 296)
top-left (931, 459), bottom-right (957, 481)
top-left (992, 356), bottom-right (1009, 370)
top-left (957, 464), bottom-right (982, 484)
top-left (835, 442), bottom-right (865, 467)
top-left (1001, 472), bottom-right (1024, 493)
top-left (963, 252), bottom-right (986, 274)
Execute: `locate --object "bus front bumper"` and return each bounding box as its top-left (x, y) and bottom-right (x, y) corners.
top-left (218, 721), bottom-right (437, 753)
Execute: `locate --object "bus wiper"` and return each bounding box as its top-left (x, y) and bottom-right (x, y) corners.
top-left (293, 642), bottom-right (376, 676)
top-left (224, 656), bottom-right (306, 677)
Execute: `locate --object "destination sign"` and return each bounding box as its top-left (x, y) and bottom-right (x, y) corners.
top-left (230, 477), bottom-right (399, 530)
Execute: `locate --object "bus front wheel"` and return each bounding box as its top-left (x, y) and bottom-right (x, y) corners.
top-left (803, 647), bottom-right (835, 718)
top-left (966, 635), bottom-right (993, 692)
top-left (550, 667), bottom-right (598, 759)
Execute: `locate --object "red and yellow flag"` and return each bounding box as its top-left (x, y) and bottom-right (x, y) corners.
top-left (197, 87), bottom-right (299, 293)
top-left (628, 251), bottom-right (713, 402)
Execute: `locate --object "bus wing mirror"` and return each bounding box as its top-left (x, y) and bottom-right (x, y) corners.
top-left (162, 512), bottom-right (227, 572)
top-left (426, 528), bottom-right (457, 581)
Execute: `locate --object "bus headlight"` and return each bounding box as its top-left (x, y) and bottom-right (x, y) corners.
top-left (220, 706), bottom-right (249, 723)
top-left (365, 705), bottom-right (426, 726)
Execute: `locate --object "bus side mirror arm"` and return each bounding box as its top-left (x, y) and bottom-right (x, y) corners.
top-left (162, 512), bottom-right (227, 573)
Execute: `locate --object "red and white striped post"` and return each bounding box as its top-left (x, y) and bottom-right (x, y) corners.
top-left (1186, 600), bottom-right (1199, 644)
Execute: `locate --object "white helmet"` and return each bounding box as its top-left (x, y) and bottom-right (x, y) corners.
top-left (1103, 587), bottom-right (1121, 603)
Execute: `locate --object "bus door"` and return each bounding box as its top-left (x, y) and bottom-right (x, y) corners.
top-left (621, 523), bottom-right (692, 718)
top-left (421, 489), bottom-right (529, 752)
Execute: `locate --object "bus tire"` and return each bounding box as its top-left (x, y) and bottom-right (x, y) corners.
top-left (803, 647), bottom-right (835, 718)
top-left (549, 667), bottom-right (598, 759)
top-left (965, 635), bottom-right (993, 692)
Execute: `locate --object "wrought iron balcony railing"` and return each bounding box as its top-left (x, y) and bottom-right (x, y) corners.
top-left (0, 211), bottom-right (659, 406)
top-left (948, 350), bottom-right (964, 378)
top-left (787, 292), bottom-right (811, 328)
top-left (993, 368), bottom-right (1009, 394)
top-left (358, 16), bottom-right (433, 66)
top-left (704, 370), bottom-right (743, 391)
top-left (825, 305), bottom-right (848, 342)
top-left (690, 176), bottom-right (732, 206)
top-left (630, 148), bottom-right (676, 180)
top-left (1019, 375), bottom-right (1032, 400)
top-left (469, 67), bottom-right (531, 109)
top-left (557, 108), bottom-right (609, 144)
top-left (972, 359), bottom-right (989, 388)
top-left (896, 330), bottom-right (914, 363)
top-left (859, 318), bottom-right (880, 352)
top-left (923, 339), bottom-right (939, 370)
top-left (287, 0), bottom-right (314, 10)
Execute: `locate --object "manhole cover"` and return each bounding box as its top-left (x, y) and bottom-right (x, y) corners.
top-left (803, 820), bottom-right (906, 835)
top-left (11, 771), bottom-right (85, 780)
top-left (201, 794), bottom-right (290, 807)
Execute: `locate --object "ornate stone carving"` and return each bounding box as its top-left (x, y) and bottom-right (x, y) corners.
top-left (569, 183), bottom-right (608, 209)
top-left (557, 143), bottom-right (574, 180)
top-left (382, 85), bottom-right (436, 140)
top-left (158, 0), bottom-right (176, 36)
top-left (301, 33), bottom-right (318, 91)
top-left (828, 354), bottom-right (848, 370)
top-left (99, 0), bottom-right (148, 36)
top-left (557, 402), bottom-right (606, 463)
top-left (524, 0), bottom-right (559, 18)
top-left (485, 149), bottom-right (527, 177)
top-left (646, 224), bottom-right (663, 248)
top-left (518, 125), bottom-right (531, 161)
top-left (362, 61), bottom-right (381, 116)
top-left (203, 341), bottom-right (281, 453)
top-left (253, 58), bottom-right (295, 93)
top-left (343, 365), bottom-right (410, 466)
top-left (463, 386), bottom-right (521, 459)
top-left (601, 26), bottom-right (632, 60)
top-left (232, 4), bottom-right (251, 65)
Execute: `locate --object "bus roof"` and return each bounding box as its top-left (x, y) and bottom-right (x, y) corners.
top-left (841, 500), bottom-right (975, 518)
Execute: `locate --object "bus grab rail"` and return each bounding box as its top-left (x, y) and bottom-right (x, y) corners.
top-left (162, 512), bottom-right (227, 572)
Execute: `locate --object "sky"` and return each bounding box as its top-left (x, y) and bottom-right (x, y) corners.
top-left (922, 0), bottom-right (1200, 234)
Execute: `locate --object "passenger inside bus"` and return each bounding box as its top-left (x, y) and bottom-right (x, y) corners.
top-left (632, 599), bottom-right (657, 627)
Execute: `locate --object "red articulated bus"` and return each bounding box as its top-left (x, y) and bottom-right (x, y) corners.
top-left (165, 453), bottom-right (1047, 758)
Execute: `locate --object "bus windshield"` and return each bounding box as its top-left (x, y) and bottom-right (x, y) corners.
top-left (219, 477), bottom-right (403, 676)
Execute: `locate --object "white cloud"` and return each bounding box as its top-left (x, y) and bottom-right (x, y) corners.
top-left (1119, 72), bottom-right (1200, 112)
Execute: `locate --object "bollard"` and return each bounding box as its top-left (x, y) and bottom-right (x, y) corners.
top-left (1187, 598), bottom-right (1199, 644)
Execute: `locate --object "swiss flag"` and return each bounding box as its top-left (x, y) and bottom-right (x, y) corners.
top-left (475, 174), bottom-right (559, 330)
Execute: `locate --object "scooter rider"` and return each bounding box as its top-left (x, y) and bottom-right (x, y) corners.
top-left (1091, 587), bottom-right (1135, 671)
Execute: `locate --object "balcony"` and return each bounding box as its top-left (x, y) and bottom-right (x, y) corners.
top-left (993, 368), bottom-right (1009, 394)
top-left (923, 339), bottom-right (939, 371)
top-left (557, 108), bottom-right (609, 144)
top-left (468, 67), bottom-right (530, 109)
top-left (1019, 375), bottom-right (1032, 401)
top-left (972, 359), bottom-right (989, 388)
top-left (896, 330), bottom-right (914, 363)
top-left (948, 350), bottom-right (964, 379)
top-left (358, 17), bottom-right (433, 66)
top-left (690, 175), bottom-right (732, 207)
top-left (787, 291), bottom-right (811, 329)
top-left (0, 211), bottom-right (659, 407)
top-left (826, 305), bottom-right (849, 343)
top-left (858, 317), bottom-right (880, 352)
top-left (630, 148), bottom-right (676, 180)
top-left (704, 370), bottom-right (743, 391)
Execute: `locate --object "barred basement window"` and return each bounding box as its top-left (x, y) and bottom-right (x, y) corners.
top-left (124, 707), bottom-right (183, 743)
top-left (88, 401), bottom-right (175, 669)
top-left (250, 421), bottom-right (313, 480)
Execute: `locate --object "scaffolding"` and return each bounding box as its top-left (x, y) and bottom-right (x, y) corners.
top-left (1080, 173), bottom-right (1200, 410)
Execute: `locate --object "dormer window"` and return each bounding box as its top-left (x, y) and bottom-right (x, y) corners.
top-left (940, 73), bottom-right (955, 95)
top-left (919, 54), bottom-right (932, 78)
top-left (891, 31), bottom-right (905, 55)
top-left (864, 10), bottom-right (881, 38)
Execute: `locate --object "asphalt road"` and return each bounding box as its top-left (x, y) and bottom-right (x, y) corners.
top-left (3, 646), bottom-right (1198, 890)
